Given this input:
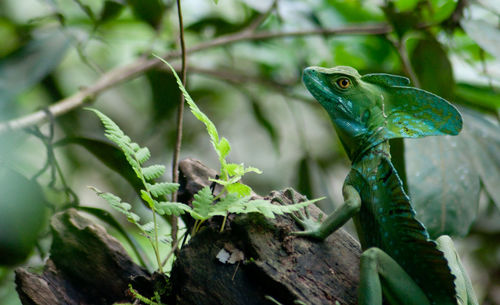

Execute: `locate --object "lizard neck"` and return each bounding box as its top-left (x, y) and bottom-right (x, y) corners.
top-left (352, 140), bottom-right (391, 171)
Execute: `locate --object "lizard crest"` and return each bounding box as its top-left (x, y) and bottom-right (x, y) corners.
top-left (302, 66), bottom-right (462, 161)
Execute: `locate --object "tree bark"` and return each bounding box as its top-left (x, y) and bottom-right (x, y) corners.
top-left (16, 158), bottom-right (360, 305)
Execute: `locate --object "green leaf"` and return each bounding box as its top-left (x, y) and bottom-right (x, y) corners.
top-left (0, 168), bottom-right (48, 265)
top-left (0, 31), bottom-right (70, 120)
top-left (153, 55), bottom-right (222, 159)
top-left (296, 156), bottom-right (313, 200)
top-left (460, 108), bottom-right (500, 209)
top-left (461, 19), bottom-right (500, 58)
top-left (90, 187), bottom-right (141, 224)
top-left (191, 186), bottom-right (214, 220)
top-left (406, 107), bottom-right (500, 237)
top-left (140, 190), bottom-right (155, 208)
top-left (98, 0), bottom-right (125, 24)
top-left (424, 0), bottom-right (458, 23)
top-left (142, 165), bottom-right (166, 180)
top-left (227, 197), bottom-right (323, 219)
top-left (226, 182), bottom-right (252, 197)
top-left (54, 137), bottom-right (143, 195)
top-left (148, 182), bottom-right (179, 197)
top-left (145, 69), bottom-right (181, 122)
top-left (156, 201), bottom-right (192, 216)
top-left (141, 221), bottom-right (155, 233)
top-left (405, 134), bottom-right (480, 238)
top-left (455, 83), bottom-right (500, 112)
top-left (217, 137), bottom-right (231, 160)
top-left (208, 193), bottom-right (242, 217)
top-left (250, 99), bottom-right (279, 151)
top-left (410, 37), bottom-right (454, 100)
top-left (135, 147), bottom-right (151, 164)
top-left (126, 0), bottom-right (166, 29)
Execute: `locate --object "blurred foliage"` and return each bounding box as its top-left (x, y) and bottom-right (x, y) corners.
top-left (1, 0), bottom-right (500, 304)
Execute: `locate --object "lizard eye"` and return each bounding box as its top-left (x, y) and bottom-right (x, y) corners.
top-left (336, 78), bottom-right (351, 89)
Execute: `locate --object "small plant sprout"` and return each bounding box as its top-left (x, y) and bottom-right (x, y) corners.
top-left (154, 54), bottom-right (323, 233)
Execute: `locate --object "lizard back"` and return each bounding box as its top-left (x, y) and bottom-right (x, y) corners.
top-left (348, 150), bottom-right (457, 305)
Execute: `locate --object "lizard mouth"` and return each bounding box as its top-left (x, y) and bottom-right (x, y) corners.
top-left (302, 67), bottom-right (351, 116)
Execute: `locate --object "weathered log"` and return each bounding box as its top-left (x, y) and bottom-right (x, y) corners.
top-left (172, 158), bottom-right (361, 305)
top-left (16, 158), bottom-right (361, 305)
top-left (15, 209), bottom-right (168, 305)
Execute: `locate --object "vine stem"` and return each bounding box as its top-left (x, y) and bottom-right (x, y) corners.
top-left (170, 0), bottom-right (188, 255)
top-left (0, 23), bottom-right (392, 134)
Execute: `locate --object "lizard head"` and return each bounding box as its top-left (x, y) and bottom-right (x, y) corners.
top-left (302, 66), bottom-right (463, 161)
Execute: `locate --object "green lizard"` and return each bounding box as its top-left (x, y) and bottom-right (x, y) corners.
top-left (296, 66), bottom-right (478, 305)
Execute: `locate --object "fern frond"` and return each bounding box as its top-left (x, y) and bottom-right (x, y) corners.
top-left (191, 186), bottom-right (214, 220)
top-left (142, 165), bottom-right (166, 180)
top-left (90, 186), bottom-right (141, 223)
top-left (135, 147), bottom-right (151, 164)
top-left (156, 201), bottom-right (192, 216)
top-left (148, 182), bottom-right (179, 197)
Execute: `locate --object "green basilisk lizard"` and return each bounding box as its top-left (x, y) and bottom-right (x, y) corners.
top-left (295, 66), bottom-right (478, 305)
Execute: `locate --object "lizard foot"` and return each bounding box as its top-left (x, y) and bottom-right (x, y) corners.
top-left (271, 188), bottom-right (324, 240)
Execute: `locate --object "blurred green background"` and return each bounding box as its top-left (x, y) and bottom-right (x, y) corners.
top-left (1, 0), bottom-right (500, 304)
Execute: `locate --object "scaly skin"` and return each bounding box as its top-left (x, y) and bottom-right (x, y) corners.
top-left (297, 66), bottom-right (478, 305)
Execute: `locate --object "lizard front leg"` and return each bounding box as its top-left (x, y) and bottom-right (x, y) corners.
top-left (292, 184), bottom-right (361, 240)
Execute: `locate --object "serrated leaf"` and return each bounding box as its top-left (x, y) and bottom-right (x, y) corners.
top-left (243, 166), bottom-right (262, 175)
top-left (156, 201), bottom-right (192, 216)
top-left (192, 186), bottom-right (214, 220)
top-left (141, 221), bottom-right (155, 233)
top-left (90, 187), bottom-right (142, 225)
top-left (135, 147), bottom-right (151, 164)
top-left (209, 176), bottom-right (240, 186)
top-left (154, 55), bottom-right (222, 158)
top-left (217, 137), bottom-right (231, 160)
top-left (209, 193), bottom-right (248, 216)
top-left (142, 165), bottom-right (166, 180)
top-left (91, 187), bottom-right (131, 212)
top-left (225, 163), bottom-right (242, 176)
top-left (148, 182), bottom-right (179, 197)
top-left (225, 197), bottom-right (322, 219)
top-left (87, 108), bottom-right (126, 140)
top-left (127, 212), bottom-right (141, 223)
top-left (226, 182), bottom-right (252, 197)
top-left (140, 190), bottom-right (155, 208)
top-left (247, 198), bottom-right (322, 219)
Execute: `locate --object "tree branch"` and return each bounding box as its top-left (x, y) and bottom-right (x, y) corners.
top-left (0, 23), bottom-right (391, 134)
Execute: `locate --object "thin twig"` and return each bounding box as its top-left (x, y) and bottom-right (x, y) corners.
top-left (170, 0), bottom-right (188, 254)
top-left (0, 23), bottom-right (392, 134)
top-left (388, 36), bottom-right (420, 87)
